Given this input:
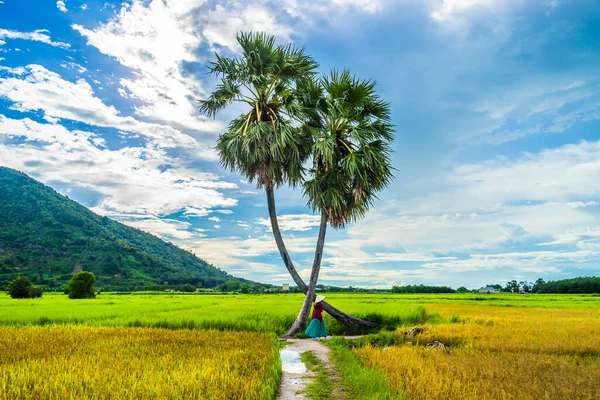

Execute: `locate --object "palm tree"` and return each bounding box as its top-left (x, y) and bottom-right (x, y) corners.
top-left (200, 32), bottom-right (386, 334)
top-left (199, 30), bottom-right (318, 291)
top-left (284, 70), bottom-right (394, 336)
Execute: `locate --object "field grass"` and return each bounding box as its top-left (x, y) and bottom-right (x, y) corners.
top-left (300, 351), bottom-right (334, 400)
top-left (3, 292), bottom-right (600, 399)
top-left (0, 326), bottom-right (280, 400)
top-left (355, 304), bottom-right (600, 400)
top-left (0, 292), bottom-right (438, 335)
top-left (327, 338), bottom-right (399, 400)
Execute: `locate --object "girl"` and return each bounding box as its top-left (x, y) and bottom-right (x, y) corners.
top-left (305, 295), bottom-right (328, 340)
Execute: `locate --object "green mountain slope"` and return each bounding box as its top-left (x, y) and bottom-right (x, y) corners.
top-left (0, 167), bottom-right (252, 291)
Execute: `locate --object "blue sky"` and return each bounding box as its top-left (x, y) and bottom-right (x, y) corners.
top-left (1, 0), bottom-right (600, 289)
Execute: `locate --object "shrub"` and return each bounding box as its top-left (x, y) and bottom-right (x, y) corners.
top-left (181, 283), bottom-right (195, 292)
top-left (68, 272), bottom-right (96, 299)
top-left (7, 276), bottom-right (33, 298)
top-left (7, 277), bottom-right (43, 299)
top-left (29, 287), bottom-right (44, 298)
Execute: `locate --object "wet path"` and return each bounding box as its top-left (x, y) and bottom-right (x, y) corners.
top-left (276, 339), bottom-right (331, 400)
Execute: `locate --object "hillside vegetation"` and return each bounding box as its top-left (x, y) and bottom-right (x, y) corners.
top-left (0, 167), bottom-right (253, 291)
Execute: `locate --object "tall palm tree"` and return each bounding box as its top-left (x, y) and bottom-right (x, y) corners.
top-left (199, 31), bottom-right (315, 291)
top-left (285, 70), bottom-right (394, 336)
top-left (200, 32), bottom-right (386, 334)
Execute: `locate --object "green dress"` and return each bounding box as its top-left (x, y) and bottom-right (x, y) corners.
top-left (305, 302), bottom-right (327, 338)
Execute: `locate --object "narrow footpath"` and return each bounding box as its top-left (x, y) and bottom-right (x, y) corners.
top-left (276, 338), bottom-right (339, 400)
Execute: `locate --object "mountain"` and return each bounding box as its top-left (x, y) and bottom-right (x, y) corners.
top-left (0, 167), bottom-right (256, 291)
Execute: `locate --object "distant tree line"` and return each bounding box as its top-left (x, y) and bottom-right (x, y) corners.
top-left (531, 277), bottom-right (600, 294)
top-left (391, 284), bottom-right (455, 294)
top-left (475, 277), bottom-right (600, 294)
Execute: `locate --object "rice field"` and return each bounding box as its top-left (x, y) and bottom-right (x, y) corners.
top-left (355, 304), bottom-right (600, 400)
top-left (2, 292), bottom-right (600, 399)
top-left (0, 292), bottom-right (437, 334)
top-left (0, 326), bottom-right (280, 400)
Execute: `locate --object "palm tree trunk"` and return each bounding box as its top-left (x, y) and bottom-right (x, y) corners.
top-left (284, 211), bottom-right (327, 337)
top-left (265, 182), bottom-right (307, 292)
top-left (265, 184), bottom-right (384, 332)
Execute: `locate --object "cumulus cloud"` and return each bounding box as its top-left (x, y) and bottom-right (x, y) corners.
top-left (0, 29), bottom-right (70, 49)
top-left (72, 0), bottom-right (214, 134)
top-left (0, 116), bottom-right (238, 217)
top-left (56, 1), bottom-right (68, 13)
top-left (0, 64), bottom-right (219, 152)
top-left (122, 218), bottom-right (201, 240)
top-left (200, 3), bottom-right (294, 51)
top-left (183, 234), bottom-right (314, 270)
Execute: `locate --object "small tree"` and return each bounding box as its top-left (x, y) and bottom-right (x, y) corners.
top-left (29, 286), bottom-right (43, 298)
top-left (8, 276), bottom-right (34, 299)
top-left (505, 280), bottom-right (519, 293)
top-left (68, 271), bottom-right (96, 299)
top-left (181, 283), bottom-right (195, 292)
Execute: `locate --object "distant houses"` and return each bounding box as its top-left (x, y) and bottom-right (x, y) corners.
top-left (478, 286), bottom-right (500, 294)
top-left (282, 283), bottom-right (289, 292)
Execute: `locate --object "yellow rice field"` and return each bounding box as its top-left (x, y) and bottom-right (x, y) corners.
top-left (356, 305), bottom-right (600, 400)
top-left (0, 327), bottom-right (280, 400)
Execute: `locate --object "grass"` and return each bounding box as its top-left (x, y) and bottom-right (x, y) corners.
top-left (327, 338), bottom-right (400, 399)
top-left (356, 305), bottom-right (600, 400)
top-left (3, 292), bottom-right (600, 399)
top-left (0, 326), bottom-right (281, 400)
top-left (0, 292), bottom-right (438, 335)
top-left (301, 351), bottom-right (334, 400)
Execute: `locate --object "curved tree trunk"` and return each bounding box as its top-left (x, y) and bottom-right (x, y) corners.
top-left (284, 211), bottom-right (327, 337)
top-left (266, 185), bottom-right (385, 334)
top-left (265, 183), bottom-right (307, 292)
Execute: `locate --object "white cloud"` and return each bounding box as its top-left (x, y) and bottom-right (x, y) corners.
top-left (184, 234), bottom-right (314, 269)
top-left (183, 207), bottom-right (210, 218)
top-left (56, 0), bottom-right (68, 13)
top-left (257, 214), bottom-right (321, 232)
top-left (430, 0), bottom-right (498, 23)
top-left (0, 29), bottom-right (70, 49)
top-left (451, 140), bottom-right (600, 207)
top-left (422, 251), bottom-right (594, 274)
top-left (60, 61), bottom-right (87, 73)
top-left (313, 139), bottom-right (600, 278)
top-left (81, 4), bottom-right (88, 10)
top-left (0, 65), bottom-right (217, 152)
top-left (201, 3), bottom-right (294, 51)
top-left (123, 218), bottom-right (200, 240)
top-left (540, 228), bottom-right (600, 249)
top-left (0, 116), bottom-right (238, 217)
top-left (72, 0), bottom-right (218, 134)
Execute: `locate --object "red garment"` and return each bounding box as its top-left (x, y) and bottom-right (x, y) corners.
top-left (311, 301), bottom-right (324, 321)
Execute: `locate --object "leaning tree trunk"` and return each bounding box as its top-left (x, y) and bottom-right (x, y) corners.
top-left (284, 211), bottom-right (327, 337)
top-left (265, 184), bottom-right (384, 333)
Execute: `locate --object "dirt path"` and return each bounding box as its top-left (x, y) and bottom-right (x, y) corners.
top-left (276, 338), bottom-right (335, 400)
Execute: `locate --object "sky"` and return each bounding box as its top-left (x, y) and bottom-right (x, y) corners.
top-left (1, 0), bottom-right (600, 289)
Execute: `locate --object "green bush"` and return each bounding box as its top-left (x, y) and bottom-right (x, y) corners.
top-left (8, 276), bottom-right (33, 298)
top-left (181, 283), bottom-right (195, 292)
top-left (29, 286), bottom-right (44, 298)
top-left (7, 276), bottom-right (43, 299)
top-left (68, 272), bottom-right (96, 299)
